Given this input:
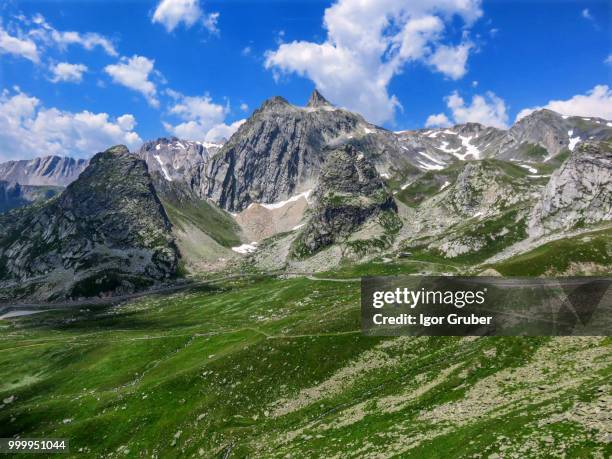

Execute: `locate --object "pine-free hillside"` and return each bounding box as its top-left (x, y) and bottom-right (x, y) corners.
top-left (0, 92), bottom-right (610, 300)
top-left (0, 145), bottom-right (179, 302)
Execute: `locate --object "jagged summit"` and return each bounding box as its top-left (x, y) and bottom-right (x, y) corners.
top-left (306, 89), bottom-right (332, 108)
top-left (259, 95), bottom-right (291, 111)
top-left (103, 144), bottom-right (130, 156)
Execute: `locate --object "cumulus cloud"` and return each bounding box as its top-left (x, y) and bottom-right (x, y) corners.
top-left (104, 55), bottom-right (160, 107)
top-left (163, 91), bottom-right (245, 142)
top-left (446, 91), bottom-right (508, 128)
top-left (606, 55), bottom-right (612, 65)
top-left (152, 0), bottom-right (219, 33)
top-left (516, 85), bottom-right (612, 121)
top-left (0, 25), bottom-right (39, 62)
top-left (49, 62), bottom-right (87, 83)
top-left (426, 90), bottom-right (509, 128)
top-left (428, 42), bottom-right (473, 80)
top-left (29, 14), bottom-right (117, 56)
top-left (0, 89), bottom-right (142, 162)
top-left (265, 0), bottom-right (482, 124)
top-left (425, 113), bottom-right (451, 128)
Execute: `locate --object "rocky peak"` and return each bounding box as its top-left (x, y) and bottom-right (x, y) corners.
top-left (0, 145), bottom-right (179, 301)
top-left (259, 96), bottom-right (291, 112)
top-left (306, 89), bottom-right (332, 108)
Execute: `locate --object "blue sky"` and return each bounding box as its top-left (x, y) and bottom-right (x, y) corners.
top-left (0, 0), bottom-right (610, 161)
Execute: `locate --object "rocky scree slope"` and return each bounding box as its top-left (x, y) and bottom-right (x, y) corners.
top-left (291, 144), bottom-right (400, 258)
top-left (0, 145), bottom-right (178, 301)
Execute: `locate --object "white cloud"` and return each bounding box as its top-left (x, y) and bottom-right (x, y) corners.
top-left (425, 113), bottom-right (451, 128)
top-left (0, 25), bottom-right (39, 62)
top-left (50, 62), bottom-right (88, 83)
top-left (516, 85), bottom-right (612, 121)
top-left (265, 0), bottom-right (482, 124)
top-left (241, 46), bottom-right (252, 56)
top-left (428, 42), bottom-right (473, 80)
top-left (426, 90), bottom-right (508, 129)
top-left (240, 103), bottom-right (249, 112)
top-left (581, 8), bottom-right (593, 20)
top-left (104, 55), bottom-right (160, 107)
top-left (152, 0), bottom-right (219, 33)
top-left (605, 55), bottom-right (612, 65)
top-left (0, 89), bottom-right (142, 162)
top-left (446, 91), bottom-right (508, 128)
top-left (29, 14), bottom-right (117, 56)
top-left (163, 92), bottom-right (244, 142)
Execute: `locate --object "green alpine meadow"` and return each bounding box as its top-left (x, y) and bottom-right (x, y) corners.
top-left (1, 0), bottom-right (611, 457)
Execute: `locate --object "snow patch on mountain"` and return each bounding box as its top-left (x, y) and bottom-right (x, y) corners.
top-left (567, 130), bottom-right (581, 151)
top-left (259, 190), bottom-right (313, 210)
top-left (154, 155), bottom-right (173, 182)
top-left (232, 242), bottom-right (258, 254)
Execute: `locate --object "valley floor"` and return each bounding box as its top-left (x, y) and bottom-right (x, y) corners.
top-left (0, 270), bottom-right (610, 458)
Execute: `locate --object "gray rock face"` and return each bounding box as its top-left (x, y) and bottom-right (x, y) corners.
top-left (189, 92), bottom-right (414, 213)
top-left (448, 161), bottom-right (534, 217)
top-left (306, 89), bottom-right (333, 108)
top-left (291, 145), bottom-right (398, 258)
top-left (496, 110), bottom-right (612, 161)
top-left (202, 91), bottom-right (415, 211)
top-left (137, 137), bottom-right (222, 183)
top-left (0, 145), bottom-right (179, 301)
top-left (0, 156), bottom-right (88, 186)
top-left (203, 95), bottom-right (355, 211)
top-left (528, 140), bottom-right (612, 237)
top-left (0, 181), bottom-right (62, 213)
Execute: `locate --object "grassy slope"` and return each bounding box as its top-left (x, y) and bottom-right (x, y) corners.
top-left (488, 228), bottom-right (612, 276)
top-left (162, 198), bottom-right (241, 248)
top-left (0, 274), bottom-right (609, 458)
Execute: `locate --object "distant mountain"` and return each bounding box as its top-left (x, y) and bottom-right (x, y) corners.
top-left (399, 110), bottom-right (612, 170)
top-left (0, 145), bottom-right (178, 302)
top-left (137, 137), bottom-right (222, 183)
top-left (0, 155), bottom-right (88, 186)
top-left (0, 181), bottom-right (62, 213)
top-left (0, 91), bottom-right (610, 298)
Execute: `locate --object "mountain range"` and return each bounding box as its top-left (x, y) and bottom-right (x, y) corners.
top-left (0, 90), bottom-right (610, 301)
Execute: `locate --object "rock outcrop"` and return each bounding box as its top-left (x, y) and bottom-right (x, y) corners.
top-left (291, 145), bottom-right (399, 258)
top-left (0, 145), bottom-right (179, 301)
top-left (528, 140), bottom-right (612, 237)
top-left (202, 91), bottom-right (414, 211)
